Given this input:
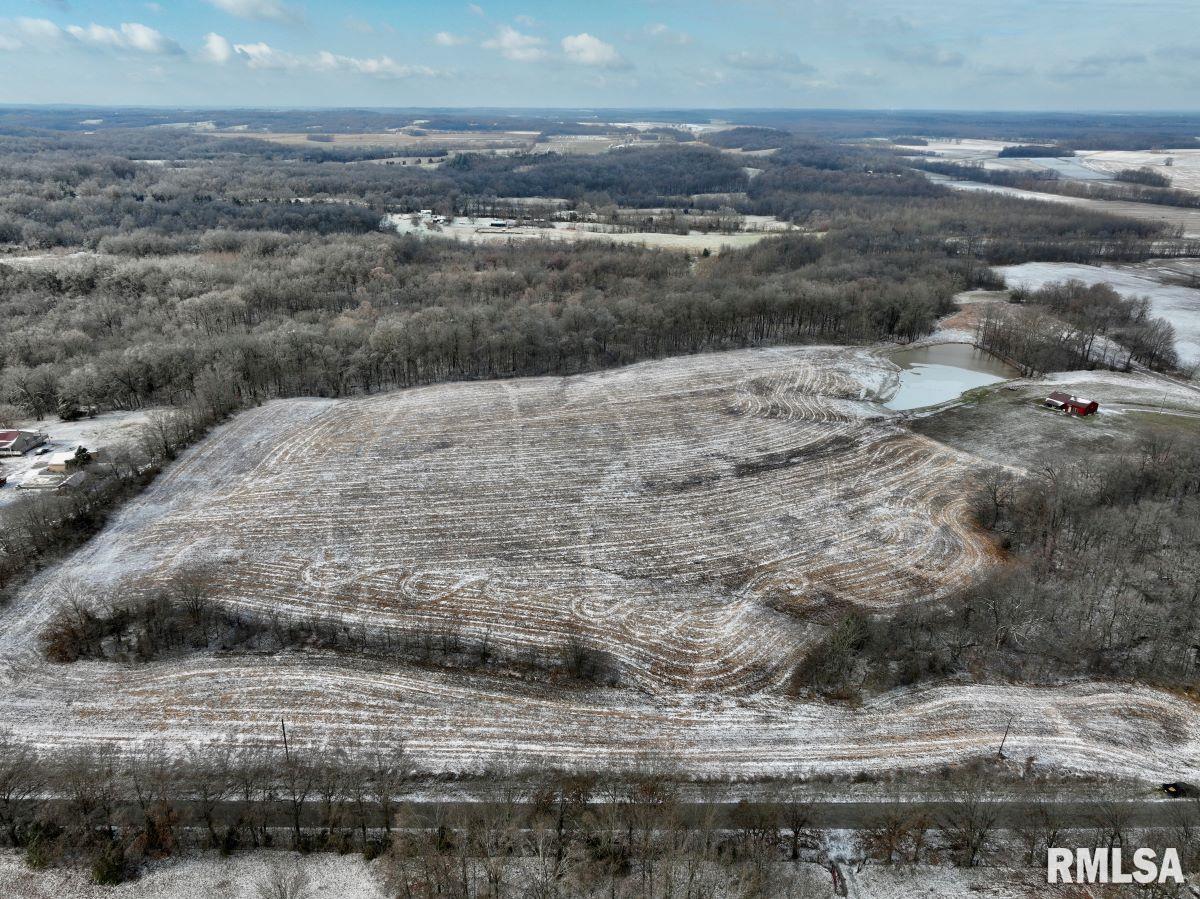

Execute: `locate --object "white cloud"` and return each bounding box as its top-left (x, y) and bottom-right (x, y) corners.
top-left (14, 17), bottom-right (65, 46)
top-left (66, 23), bottom-right (122, 48)
top-left (0, 34), bottom-right (21, 52)
top-left (120, 22), bottom-right (179, 54)
top-left (314, 51), bottom-right (439, 79)
top-left (483, 25), bottom-right (545, 63)
top-left (561, 33), bottom-right (626, 68)
top-left (434, 31), bottom-right (467, 47)
top-left (145, 3), bottom-right (163, 13)
top-left (196, 39), bottom-right (445, 79)
top-left (66, 21), bottom-right (182, 54)
top-left (231, 40), bottom-right (299, 69)
top-left (723, 49), bottom-right (815, 74)
top-left (199, 32), bottom-right (233, 64)
top-left (2, 17), bottom-right (181, 55)
top-left (645, 23), bottom-right (691, 45)
top-left (205, 0), bottom-right (303, 25)
top-left (467, 4), bottom-right (485, 16)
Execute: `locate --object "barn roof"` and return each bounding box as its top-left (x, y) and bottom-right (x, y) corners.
top-left (1047, 391), bottom-right (1096, 407)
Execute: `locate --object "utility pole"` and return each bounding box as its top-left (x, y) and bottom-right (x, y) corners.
top-left (281, 717), bottom-right (290, 764)
top-left (997, 715), bottom-right (1014, 760)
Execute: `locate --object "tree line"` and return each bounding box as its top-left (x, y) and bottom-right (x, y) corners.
top-left (976, 280), bottom-right (1180, 375)
top-left (39, 586), bottom-right (621, 688)
top-left (2, 731), bottom-right (1192, 892)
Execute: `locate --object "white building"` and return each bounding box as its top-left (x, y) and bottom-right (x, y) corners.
top-left (0, 430), bottom-right (48, 457)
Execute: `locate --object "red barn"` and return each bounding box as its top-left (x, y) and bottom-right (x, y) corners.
top-left (1044, 391), bottom-right (1099, 416)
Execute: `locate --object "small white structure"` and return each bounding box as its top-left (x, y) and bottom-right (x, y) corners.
top-left (17, 470), bottom-right (88, 492)
top-left (43, 445), bottom-right (102, 473)
top-left (0, 430), bottom-right (48, 457)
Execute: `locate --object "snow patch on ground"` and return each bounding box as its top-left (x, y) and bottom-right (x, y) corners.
top-left (0, 850), bottom-right (387, 899)
top-left (997, 261), bottom-right (1200, 369)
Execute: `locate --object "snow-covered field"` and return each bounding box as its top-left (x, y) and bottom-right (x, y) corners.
top-left (902, 139), bottom-right (1200, 194)
top-left (382, 213), bottom-right (792, 254)
top-left (913, 367), bottom-right (1200, 469)
top-left (0, 348), bottom-right (1197, 780)
top-left (0, 849), bottom-right (1062, 898)
top-left (0, 851), bottom-right (388, 899)
top-left (1079, 148), bottom-right (1200, 194)
top-left (996, 261), bottom-right (1200, 368)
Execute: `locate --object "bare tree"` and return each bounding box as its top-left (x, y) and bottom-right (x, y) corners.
top-left (937, 771), bottom-right (1000, 868)
top-left (366, 734), bottom-right (412, 836)
top-left (185, 744), bottom-right (234, 849)
top-left (256, 863), bottom-right (313, 899)
top-left (0, 730), bottom-right (42, 846)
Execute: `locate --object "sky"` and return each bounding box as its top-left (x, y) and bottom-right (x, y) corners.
top-left (0, 0), bottom-right (1197, 110)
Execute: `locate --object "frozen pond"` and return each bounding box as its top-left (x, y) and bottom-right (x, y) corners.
top-left (884, 344), bottom-right (1018, 410)
top-left (1027, 157), bottom-right (1111, 181)
top-left (996, 262), bottom-right (1200, 368)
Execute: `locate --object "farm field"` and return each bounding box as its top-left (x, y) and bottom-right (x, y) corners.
top-left (997, 261), bottom-right (1200, 368)
top-left (2, 347), bottom-right (1198, 780)
top-left (1078, 149), bottom-right (1200, 193)
top-left (382, 212), bottom-right (795, 253)
top-left (931, 175), bottom-right (1200, 239)
top-left (207, 129), bottom-right (540, 152)
top-left (903, 139), bottom-right (1200, 194)
top-left (205, 128), bottom-right (662, 156)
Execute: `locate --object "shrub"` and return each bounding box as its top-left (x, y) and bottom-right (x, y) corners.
top-left (90, 841), bottom-right (131, 885)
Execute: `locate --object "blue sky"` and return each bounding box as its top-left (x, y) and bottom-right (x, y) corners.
top-left (0, 0), bottom-right (1197, 109)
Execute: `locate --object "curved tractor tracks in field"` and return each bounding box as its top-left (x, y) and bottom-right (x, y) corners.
top-left (0, 346), bottom-right (1196, 780)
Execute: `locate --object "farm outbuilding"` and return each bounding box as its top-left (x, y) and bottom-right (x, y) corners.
top-left (0, 430), bottom-right (48, 457)
top-left (45, 446), bottom-right (96, 473)
top-left (1044, 391), bottom-right (1099, 416)
top-left (17, 470), bottom-right (88, 492)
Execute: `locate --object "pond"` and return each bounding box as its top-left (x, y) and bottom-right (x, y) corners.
top-left (883, 343), bottom-right (1018, 411)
